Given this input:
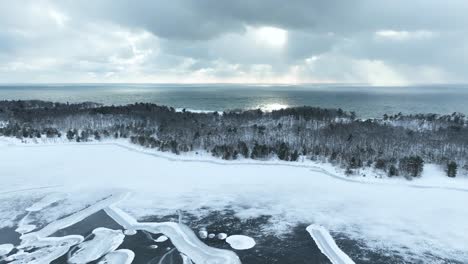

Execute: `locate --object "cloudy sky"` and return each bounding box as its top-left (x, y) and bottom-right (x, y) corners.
top-left (1, 0), bottom-right (467, 85)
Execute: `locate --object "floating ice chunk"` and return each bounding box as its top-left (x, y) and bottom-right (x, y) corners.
top-left (306, 224), bottom-right (355, 264)
top-left (0, 244), bottom-right (14, 256)
top-left (104, 206), bottom-right (241, 264)
top-left (68, 228), bottom-right (125, 264)
top-left (217, 233), bottom-right (227, 240)
top-left (97, 249), bottom-right (135, 264)
top-left (181, 253), bottom-right (194, 264)
top-left (7, 235), bottom-right (83, 264)
top-left (154, 235), bottom-right (168, 242)
top-left (226, 235), bottom-right (256, 250)
top-left (208, 233), bottom-right (215, 239)
top-left (26, 193), bottom-right (67, 212)
top-left (198, 229), bottom-right (208, 239)
top-left (123, 229), bottom-right (137, 236)
top-left (15, 224), bottom-right (36, 234)
top-left (148, 245), bottom-right (158, 249)
top-left (22, 192), bottom-right (128, 241)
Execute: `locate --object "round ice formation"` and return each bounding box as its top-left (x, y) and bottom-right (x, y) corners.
top-left (198, 229), bottom-right (208, 239)
top-left (124, 229), bottom-right (137, 236)
top-left (226, 235), bottom-right (256, 250)
top-left (154, 235), bottom-right (168, 242)
top-left (217, 233), bottom-right (227, 240)
top-left (208, 233), bottom-right (215, 239)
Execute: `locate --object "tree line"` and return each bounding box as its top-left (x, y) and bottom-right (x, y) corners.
top-left (0, 100), bottom-right (466, 178)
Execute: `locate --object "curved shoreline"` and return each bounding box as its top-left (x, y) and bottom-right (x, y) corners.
top-left (2, 138), bottom-right (467, 193)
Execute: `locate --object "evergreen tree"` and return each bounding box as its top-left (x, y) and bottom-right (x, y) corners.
top-left (447, 161), bottom-right (457, 178)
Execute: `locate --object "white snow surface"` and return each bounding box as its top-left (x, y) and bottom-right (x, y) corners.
top-left (1, 139), bottom-right (468, 262)
top-left (26, 193), bottom-right (67, 212)
top-left (307, 224), bottom-right (355, 264)
top-left (225, 235), bottom-right (256, 250)
top-left (68, 227), bottom-right (125, 264)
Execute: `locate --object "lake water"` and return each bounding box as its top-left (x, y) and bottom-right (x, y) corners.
top-left (1, 84), bottom-right (468, 118)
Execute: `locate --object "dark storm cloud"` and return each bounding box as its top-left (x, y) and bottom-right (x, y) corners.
top-left (1, 0), bottom-right (468, 83)
top-left (57, 0), bottom-right (468, 39)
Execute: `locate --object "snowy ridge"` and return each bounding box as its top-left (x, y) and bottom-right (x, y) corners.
top-left (306, 225), bottom-right (355, 264)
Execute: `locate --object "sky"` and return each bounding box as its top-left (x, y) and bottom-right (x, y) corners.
top-left (0, 0), bottom-right (467, 85)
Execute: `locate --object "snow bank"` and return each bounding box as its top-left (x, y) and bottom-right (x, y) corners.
top-left (306, 224), bottom-right (354, 264)
top-left (68, 228), bottom-right (125, 264)
top-left (225, 235), bottom-right (256, 250)
top-left (97, 249), bottom-right (135, 264)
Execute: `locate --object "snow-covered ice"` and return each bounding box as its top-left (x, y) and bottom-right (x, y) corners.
top-left (154, 235), bottom-right (169, 242)
top-left (96, 249), bottom-right (135, 264)
top-left (6, 235), bottom-right (83, 264)
top-left (226, 235), bottom-right (256, 250)
top-left (104, 204), bottom-right (241, 264)
top-left (306, 224), bottom-right (354, 264)
top-left (68, 228), bottom-right (125, 264)
top-left (198, 229), bottom-right (208, 239)
top-left (1, 140), bottom-right (468, 262)
top-left (0, 244), bottom-right (14, 256)
top-left (26, 193), bottom-right (67, 212)
top-left (217, 233), bottom-right (227, 240)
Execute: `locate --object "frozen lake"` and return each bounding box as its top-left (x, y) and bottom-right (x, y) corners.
top-left (0, 141), bottom-right (467, 263)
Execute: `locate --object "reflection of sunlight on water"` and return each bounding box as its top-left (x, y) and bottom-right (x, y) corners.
top-left (257, 103), bottom-right (289, 112)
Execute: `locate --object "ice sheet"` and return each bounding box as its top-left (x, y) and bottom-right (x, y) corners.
top-left (68, 228), bottom-right (125, 264)
top-left (104, 205), bottom-right (241, 264)
top-left (306, 224), bottom-right (355, 264)
top-left (97, 249), bottom-right (135, 264)
top-left (226, 235), bottom-right (256, 250)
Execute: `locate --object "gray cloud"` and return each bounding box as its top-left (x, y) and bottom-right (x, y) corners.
top-left (0, 0), bottom-right (467, 84)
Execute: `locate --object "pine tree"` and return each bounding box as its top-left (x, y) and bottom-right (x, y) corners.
top-left (447, 161), bottom-right (457, 178)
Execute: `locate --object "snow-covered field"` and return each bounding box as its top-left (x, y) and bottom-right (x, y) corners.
top-left (1, 138), bottom-right (467, 263)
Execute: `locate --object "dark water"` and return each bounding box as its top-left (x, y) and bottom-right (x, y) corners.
top-left (1, 209), bottom-right (463, 264)
top-left (1, 84), bottom-right (468, 118)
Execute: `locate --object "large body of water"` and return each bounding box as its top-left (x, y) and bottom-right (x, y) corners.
top-left (1, 84), bottom-right (467, 118)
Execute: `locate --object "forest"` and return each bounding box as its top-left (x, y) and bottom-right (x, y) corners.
top-left (0, 100), bottom-right (466, 178)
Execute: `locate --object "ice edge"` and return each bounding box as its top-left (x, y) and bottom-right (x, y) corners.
top-left (306, 224), bottom-right (355, 264)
